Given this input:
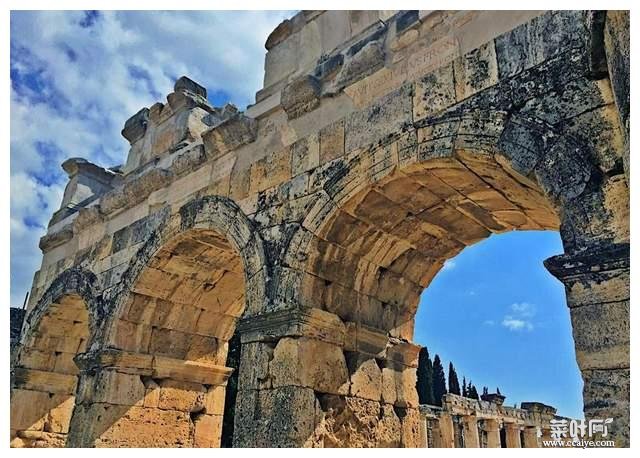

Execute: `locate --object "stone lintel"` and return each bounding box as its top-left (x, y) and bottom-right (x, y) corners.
top-left (75, 349), bottom-right (232, 386)
top-left (344, 322), bottom-right (389, 356)
top-left (544, 242), bottom-right (629, 282)
top-left (12, 367), bottom-right (77, 395)
top-left (237, 307), bottom-right (346, 346)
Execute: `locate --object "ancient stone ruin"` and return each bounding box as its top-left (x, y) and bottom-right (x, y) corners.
top-left (422, 393), bottom-right (568, 448)
top-left (10, 10), bottom-right (629, 448)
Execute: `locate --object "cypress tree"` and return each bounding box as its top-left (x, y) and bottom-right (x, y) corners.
top-left (468, 382), bottom-right (479, 400)
top-left (432, 354), bottom-right (447, 406)
top-left (416, 347), bottom-right (435, 405)
top-left (462, 376), bottom-right (468, 397)
top-left (448, 362), bottom-right (461, 395)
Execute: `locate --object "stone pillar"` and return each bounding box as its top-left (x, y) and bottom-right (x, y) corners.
top-left (438, 413), bottom-right (455, 448)
top-left (10, 365), bottom-right (78, 447)
top-left (483, 419), bottom-right (501, 448)
top-left (233, 307), bottom-right (423, 447)
top-left (66, 349), bottom-right (231, 447)
top-left (461, 415), bottom-right (480, 448)
top-left (522, 426), bottom-right (539, 448)
top-left (430, 418), bottom-right (443, 448)
top-left (503, 423), bottom-right (521, 448)
top-left (545, 242), bottom-right (630, 447)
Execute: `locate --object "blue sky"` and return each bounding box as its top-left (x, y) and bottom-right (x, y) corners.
top-left (415, 230), bottom-right (583, 419)
top-left (10, 11), bottom-right (582, 419)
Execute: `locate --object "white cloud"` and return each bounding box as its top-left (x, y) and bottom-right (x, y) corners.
top-left (10, 10), bottom-right (292, 306)
top-left (501, 302), bottom-right (537, 331)
top-left (442, 259), bottom-right (456, 271)
top-left (501, 316), bottom-right (534, 331)
top-left (510, 302), bottom-right (536, 317)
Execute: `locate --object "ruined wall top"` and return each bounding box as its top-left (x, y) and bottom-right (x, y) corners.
top-left (421, 393), bottom-right (560, 425)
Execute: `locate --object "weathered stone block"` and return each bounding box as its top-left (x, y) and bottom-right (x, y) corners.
top-left (454, 40), bottom-right (499, 101)
top-left (413, 63), bottom-right (456, 122)
top-left (157, 379), bottom-right (205, 412)
top-left (570, 300), bottom-right (629, 371)
top-left (270, 337), bottom-right (349, 395)
top-left (202, 114), bottom-right (257, 160)
top-left (281, 75), bottom-right (322, 120)
top-left (319, 120), bottom-right (345, 164)
top-left (347, 354), bottom-right (382, 402)
top-left (345, 85), bottom-right (413, 153)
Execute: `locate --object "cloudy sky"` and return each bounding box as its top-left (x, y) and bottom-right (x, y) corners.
top-left (10, 10), bottom-right (582, 418)
top-left (10, 10), bottom-right (291, 307)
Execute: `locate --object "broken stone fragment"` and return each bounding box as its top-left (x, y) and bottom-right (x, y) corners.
top-left (173, 75), bottom-right (207, 98)
top-left (39, 224), bottom-right (74, 252)
top-left (121, 108), bottom-right (149, 144)
top-left (281, 74), bottom-right (322, 120)
top-left (333, 40), bottom-right (385, 89)
top-left (265, 18), bottom-right (293, 50)
top-left (202, 113), bottom-right (257, 160)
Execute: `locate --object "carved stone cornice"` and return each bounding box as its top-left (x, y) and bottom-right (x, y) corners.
top-left (237, 307), bottom-right (346, 346)
top-left (75, 348), bottom-right (232, 386)
top-left (544, 242), bottom-right (630, 282)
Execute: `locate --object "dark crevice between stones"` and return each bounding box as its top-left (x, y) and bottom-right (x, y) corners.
top-left (220, 331), bottom-right (241, 447)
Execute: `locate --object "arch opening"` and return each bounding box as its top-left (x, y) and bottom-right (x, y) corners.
top-left (70, 226), bottom-right (247, 448)
top-left (297, 147), bottom-right (568, 447)
top-left (415, 230), bottom-right (583, 448)
top-left (10, 293), bottom-right (91, 448)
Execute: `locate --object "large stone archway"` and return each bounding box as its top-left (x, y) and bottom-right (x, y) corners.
top-left (10, 268), bottom-right (101, 447)
top-left (12, 10), bottom-right (629, 448)
top-left (63, 195), bottom-right (267, 447)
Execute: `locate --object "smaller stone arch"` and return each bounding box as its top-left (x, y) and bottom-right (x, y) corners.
top-left (67, 195), bottom-right (269, 448)
top-left (10, 268), bottom-right (102, 448)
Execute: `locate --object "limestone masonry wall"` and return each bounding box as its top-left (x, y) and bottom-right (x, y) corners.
top-left (11, 10), bottom-right (629, 448)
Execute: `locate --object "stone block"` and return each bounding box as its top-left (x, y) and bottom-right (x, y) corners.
top-left (413, 63), bottom-right (456, 122)
top-left (270, 337), bottom-right (349, 395)
top-left (194, 413), bottom-right (222, 447)
top-left (92, 370), bottom-right (146, 406)
top-left (345, 85), bottom-right (413, 153)
top-left (346, 353), bottom-right (382, 401)
top-left (570, 300), bottom-right (629, 371)
top-left (291, 133), bottom-right (320, 175)
top-left (454, 40), bottom-right (499, 101)
top-left (249, 147), bottom-right (292, 193)
top-left (202, 114), bottom-right (257, 160)
top-left (157, 379), bottom-right (205, 412)
top-left (281, 75), bottom-right (321, 120)
top-left (319, 120), bottom-right (345, 164)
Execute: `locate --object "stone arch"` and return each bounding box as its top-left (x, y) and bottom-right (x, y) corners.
top-left (288, 109), bottom-right (598, 321)
top-left (67, 195), bottom-right (268, 447)
top-left (10, 268), bottom-right (102, 448)
top-left (275, 107), bottom-right (628, 446)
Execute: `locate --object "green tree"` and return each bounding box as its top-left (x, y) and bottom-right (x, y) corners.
top-left (416, 347), bottom-right (435, 405)
top-left (432, 354), bottom-right (447, 406)
top-left (462, 376), bottom-right (468, 397)
top-left (468, 382), bottom-right (479, 400)
top-left (448, 362), bottom-right (461, 395)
